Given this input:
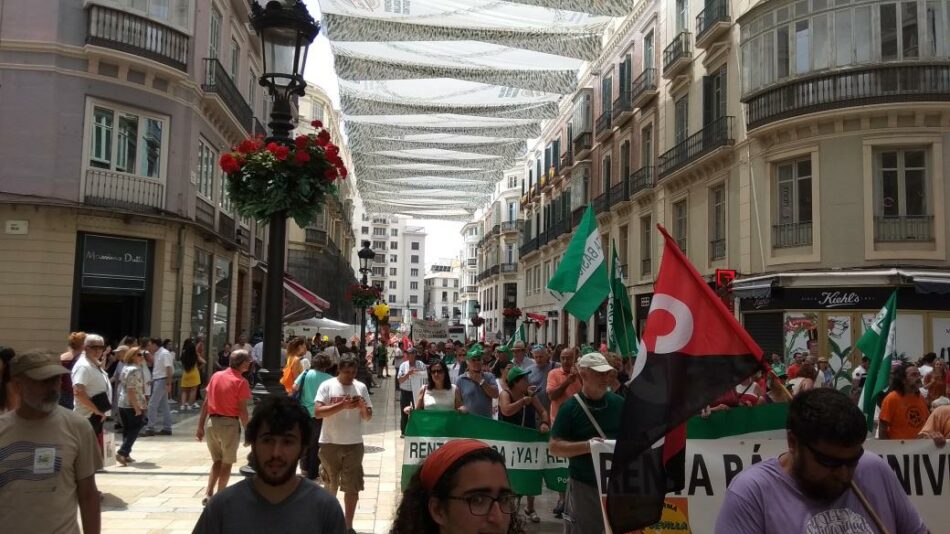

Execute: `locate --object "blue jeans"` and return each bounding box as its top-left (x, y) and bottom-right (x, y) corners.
top-left (118, 408), bottom-right (145, 456)
top-left (146, 379), bottom-right (172, 431)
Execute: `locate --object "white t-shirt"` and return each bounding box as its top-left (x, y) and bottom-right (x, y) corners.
top-left (71, 355), bottom-right (110, 418)
top-left (422, 384), bottom-right (457, 411)
top-left (152, 347), bottom-right (174, 380)
top-left (398, 360), bottom-right (427, 393)
top-left (315, 378), bottom-right (372, 445)
top-left (252, 342), bottom-right (264, 363)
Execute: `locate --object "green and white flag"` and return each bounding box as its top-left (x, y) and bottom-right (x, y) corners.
top-left (547, 204), bottom-right (610, 321)
top-left (607, 243), bottom-right (638, 358)
top-left (505, 322), bottom-right (527, 349)
top-left (856, 291), bottom-right (898, 432)
top-left (403, 411), bottom-right (568, 494)
top-left (686, 403), bottom-right (788, 439)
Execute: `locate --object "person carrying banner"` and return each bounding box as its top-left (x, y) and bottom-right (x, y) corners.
top-left (879, 362), bottom-right (930, 439)
top-left (549, 352), bottom-right (625, 534)
top-left (715, 388), bottom-right (927, 534)
top-left (391, 438), bottom-right (525, 534)
top-left (456, 344), bottom-right (500, 418)
top-left (918, 401), bottom-right (950, 447)
top-left (397, 347), bottom-right (427, 437)
top-left (499, 366), bottom-right (551, 524)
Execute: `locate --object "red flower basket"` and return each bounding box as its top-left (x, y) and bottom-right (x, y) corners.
top-left (502, 307), bottom-right (523, 318)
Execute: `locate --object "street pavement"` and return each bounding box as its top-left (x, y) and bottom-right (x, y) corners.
top-left (97, 378), bottom-right (563, 533)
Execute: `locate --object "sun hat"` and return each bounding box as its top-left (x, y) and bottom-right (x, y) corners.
top-left (577, 352), bottom-right (614, 373)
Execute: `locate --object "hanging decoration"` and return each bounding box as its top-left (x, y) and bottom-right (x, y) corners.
top-left (347, 284), bottom-right (382, 309)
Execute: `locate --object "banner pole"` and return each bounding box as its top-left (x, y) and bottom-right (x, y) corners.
top-left (850, 480), bottom-right (891, 534)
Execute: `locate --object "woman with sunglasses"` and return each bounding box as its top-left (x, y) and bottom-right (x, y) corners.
top-left (405, 359), bottom-right (466, 415)
top-left (391, 438), bottom-right (525, 534)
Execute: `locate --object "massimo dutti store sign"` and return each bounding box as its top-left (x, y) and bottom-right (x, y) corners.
top-left (81, 234), bottom-right (149, 292)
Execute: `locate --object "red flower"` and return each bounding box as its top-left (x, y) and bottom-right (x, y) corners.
top-left (316, 130), bottom-right (331, 146)
top-left (219, 153), bottom-right (242, 174)
top-left (327, 154), bottom-right (342, 167)
top-left (311, 120), bottom-right (323, 129)
top-left (294, 135), bottom-right (310, 149)
top-left (325, 144), bottom-right (340, 158)
top-left (266, 142), bottom-right (281, 153)
top-left (338, 166), bottom-right (348, 178)
top-left (236, 139), bottom-right (261, 154)
top-left (324, 168), bottom-right (338, 181)
top-left (293, 150), bottom-right (311, 165)
top-left (273, 145), bottom-right (290, 161)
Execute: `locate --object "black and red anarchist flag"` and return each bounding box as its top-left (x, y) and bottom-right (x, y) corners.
top-left (606, 225), bottom-right (763, 531)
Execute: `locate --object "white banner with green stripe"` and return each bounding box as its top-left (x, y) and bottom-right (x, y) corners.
top-left (402, 411), bottom-right (568, 494)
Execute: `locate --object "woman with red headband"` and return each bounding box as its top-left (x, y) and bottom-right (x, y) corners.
top-left (390, 439), bottom-right (526, 534)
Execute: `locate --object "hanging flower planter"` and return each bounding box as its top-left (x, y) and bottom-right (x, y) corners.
top-left (219, 120), bottom-right (348, 227)
top-left (347, 284), bottom-right (382, 309)
top-left (470, 316), bottom-right (485, 327)
top-left (502, 307), bottom-right (522, 318)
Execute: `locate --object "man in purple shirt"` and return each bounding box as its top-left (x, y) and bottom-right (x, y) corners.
top-left (716, 388), bottom-right (928, 534)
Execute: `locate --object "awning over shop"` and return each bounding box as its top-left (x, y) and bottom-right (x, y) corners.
top-left (731, 279), bottom-right (775, 300)
top-left (913, 276), bottom-right (950, 295)
top-left (257, 265), bottom-right (330, 312)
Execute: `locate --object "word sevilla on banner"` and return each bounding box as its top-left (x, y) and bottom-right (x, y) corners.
top-left (606, 225), bottom-right (764, 531)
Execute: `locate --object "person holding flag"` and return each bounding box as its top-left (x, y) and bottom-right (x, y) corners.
top-left (855, 291), bottom-right (898, 433)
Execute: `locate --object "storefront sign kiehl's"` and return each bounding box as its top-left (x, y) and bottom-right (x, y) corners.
top-left (814, 291), bottom-right (862, 308)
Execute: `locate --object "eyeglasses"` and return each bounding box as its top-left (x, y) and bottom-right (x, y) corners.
top-left (446, 493), bottom-right (520, 515)
top-left (804, 443), bottom-right (863, 469)
top-left (87, 345), bottom-right (105, 350)
top-left (431, 368), bottom-right (445, 374)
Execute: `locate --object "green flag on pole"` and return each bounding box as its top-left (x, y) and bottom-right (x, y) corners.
top-left (546, 204), bottom-right (610, 321)
top-left (505, 322), bottom-right (527, 349)
top-left (607, 243), bottom-right (638, 358)
top-left (856, 291), bottom-right (898, 432)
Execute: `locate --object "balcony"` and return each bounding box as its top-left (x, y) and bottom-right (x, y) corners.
top-left (612, 90), bottom-right (634, 127)
top-left (772, 222), bottom-right (813, 248)
top-left (593, 192), bottom-right (610, 214)
top-left (560, 152), bottom-right (574, 170)
top-left (202, 58), bottom-right (254, 134)
top-left (490, 265), bottom-right (500, 277)
top-left (663, 32), bottom-right (692, 79)
top-left (595, 109), bottom-right (613, 140)
top-left (520, 236), bottom-right (539, 256)
top-left (83, 169), bottom-right (165, 212)
top-left (501, 221), bottom-right (521, 234)
top-left (609, 178), bottom-right (629, 208)
top-left (875, 216), bottom-right (934, 242)
top-left (236, 227), bottom-right (251, 249)
top-left (462, 285), bottom-right (478, 294)
top-left (86, 5), bottom-right (189, 71)
top-left (255, 237), bottom-right (264, 261)
top-left (631, 68), bottom-right (658, 109)
top-left (306, 228), bottom-right (328, 245)
top-left (572, 206), bottom-right (585, 228)
top-left (466, 258), bottom-right (478, 268)
top-left (658, 116), bottom-right (735, 178)
top-left (744, 64), bottom-right (950, 131)
top-left (630, 166), bottom-right (655, 196)
top-left (573, 132), bottom-right (593, 160)
top-left (500, 263), bottom-right (518, 274)
top-left (218, 213), bottom-right (236, 242)
top-left (709, 238), bottom-right (726, 260)
top-left (196, 198), bottom-right (215, 229)
top-left (695, 0), bottom-right (731, 50)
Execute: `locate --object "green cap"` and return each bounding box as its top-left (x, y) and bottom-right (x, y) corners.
top-left (466, 343), bottom-right (484, 360)
top-left (496, 345), bottom-right (512, 356)
top-left (507, 366), bottom-right (530, 384)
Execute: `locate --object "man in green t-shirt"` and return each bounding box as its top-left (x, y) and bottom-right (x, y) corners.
top-left (292, 353), bottom-right (333, 480)
top-left (550, 352), bottom-right (625, 534)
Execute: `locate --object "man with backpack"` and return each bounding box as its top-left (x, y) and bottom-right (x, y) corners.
top-left (291, 353), bottom-right (334, 480)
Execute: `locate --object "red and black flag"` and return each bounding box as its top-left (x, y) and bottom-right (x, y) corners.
top-left (606, 225), bottom-right (763, 531)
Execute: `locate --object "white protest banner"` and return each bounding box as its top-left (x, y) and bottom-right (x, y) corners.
top-left (591, 439), bottom-right (947, 534)
top-left (411, 319), bottom-right (450, 343)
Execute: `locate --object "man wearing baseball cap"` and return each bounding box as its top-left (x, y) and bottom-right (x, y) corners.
top-left (456, 344), bottom-right (500, 418)
top-left (550, 352), bottom-right (625, 534)
top-left (0, 350), bottom-right (102, 534)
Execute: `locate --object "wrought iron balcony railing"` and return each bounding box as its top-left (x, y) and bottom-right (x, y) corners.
top-left (593, 192), bottom-right (609, 213)
top-left (595, 109), bottom-right (612, 136)
top-left (630, 166), bottom-right (655, 196)
top-left (663, 32), bottom-right (692, 76)
top-left (612, 90), bottom-right (633, 122)
top-left (83, 169), bottom-right (165, 211)
top-left (772, 222), bottom-right (813, 248)
top-left (86, 5), bottom-right (189, 71)
top-left (631, 68), bottom-right (658, 108)
top-left (609, 179), bottom-right (629, 207)
top-left (203, 58), bottom-right (254, 133)
top-left (696, 0), bottom-right (731, 47)
top-left (875, 215), bottom-right (934, 242)
top-left (709, 238), bottom-right (726, 260)
top-left (573, 132), bottom-right (593, 156)
top-left (658, 116), bottom-right (735, 177)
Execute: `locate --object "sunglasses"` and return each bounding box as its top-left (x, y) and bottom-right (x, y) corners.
top-left (804, 442), bottom-right (863, 469)
top-left (87, 345), bottom-right (105, 349)
top-left (430, 368), bottom-right (445, 374)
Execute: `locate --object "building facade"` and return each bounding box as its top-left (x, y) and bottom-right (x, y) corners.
top-left (471, 169), bottom-right (524, 342)
top-left (0, 1), bottom-right (358, 354)
top-left (355, 213), bottom-right (427, 328)
top-left (460, 221), bottom-right (481, 339)
top-left (423, 259), bottom-right (462, 321)
top-left (518, 0), bottom-right (950, 361)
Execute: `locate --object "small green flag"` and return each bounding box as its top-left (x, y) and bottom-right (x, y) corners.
top-left (607, 243), bottom-right (638, 358)
top-left (504, 322), bottom-right (527, 349)
top-left (856, 291), bottom-right (898, 432)
top-left (546, 204), bottom-right (610, 320)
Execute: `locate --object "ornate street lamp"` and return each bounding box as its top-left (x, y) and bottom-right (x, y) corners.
top-left (357, 241), bottom-right (376, 358)
top-left (248, 0), bottom-right (319, 388)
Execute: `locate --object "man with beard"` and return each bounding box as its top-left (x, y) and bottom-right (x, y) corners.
top-left (716, 388), bottom-right (926, 533)
top-left (880, 362), bottom-right (930, 439)
top-left (193, 396), bottom-right (345, 533)
top-left (0, 350), bottom-right (102, 534)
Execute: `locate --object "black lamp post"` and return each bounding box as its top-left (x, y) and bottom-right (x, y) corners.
top-left (473, 301), bottom-right (482, 340)
top-left (357, 241), bottom-right (376, 358)
top-left (248, 0), bottom-right (319, 390)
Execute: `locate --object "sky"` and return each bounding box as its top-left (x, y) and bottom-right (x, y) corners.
top-left (301, 1), bottom-right (466, 267)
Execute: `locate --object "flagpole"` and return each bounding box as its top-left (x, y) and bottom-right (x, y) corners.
top-left (850, 480), bottom-right (891, 534)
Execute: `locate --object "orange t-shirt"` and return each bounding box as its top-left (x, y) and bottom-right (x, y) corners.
top-left (880, 391), bottom-right (929, 439)
top-left (280, 356), bottom-right (302, 393)
top-left (546, 368), bottom-right (582, 424)
top-left (205, 368), bottom-right (252, 417)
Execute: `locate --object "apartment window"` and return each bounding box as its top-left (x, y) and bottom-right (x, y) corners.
top-left (675, 0), bottom-right (688, 32)
top-left (372, 240), bottom-right (386, 250)
top-left (506, 243), bottom-right (514, 263)
top-left (875, 148), bottom-right (931, 241)
top-left (385, 0), bottom-right (410, 14)
top-left (411, 241), bottom-right (419, 250)
top-left (410, 281), bottom-right (418, 290)
top-left (641, 124), bottom-right (653, 167)
top-left (442, 279), bottom-right (448, 287)
top-left (620, 141), bottom-right (631, 181)
top-left (361, 226), bottom-right (368, 234)
top-left (703, 65), bottom-right (727, 126)
top-left (640, 215), bottom-right (652, 276)
top-left (219, 175), bottom-right (232, 213)
top-left (774, 158), bottom-right (813, 248)
top-left (601, 75), bottom-right (613, 115)
top-left (390, 254), bottom-right (398, 263)
top-left (230, 38), bottom-right (240, 82)
top-left (441, 291), bottom-right (448, 302)
top-left (372, 267), bottom-right (385, 277)
top-left (209, 6), bottom-right (222, 58)
top-left (410, 255), bottom-right (419, 264)
top-left (674, 96), bottom-right (688, 145)
top-left (709, 185), bottom-right (726, 260)
top-left (391, 228), bottom-right (399, 236)
top-left (602, 155), bottom-right (612, 191)
top-left (390, 268), bottom-right (397, 276)
top-left (389, 294), bottom-right (397, 304)
top-left (390, 241), bottom-right (398, 250)
top-left (508, 175), bottom-right (519, 188)
top-left (373, 228), bottom-right (386, 236)
top-left (644, 30), bottom-right (655, 70)
top-left (410, 295), bottom-right (418, 304)
top-left (507, 202), bottom-right (517, 222)
top-left (543, 261), bottom-right (551, 287)
top-left (248, 71), bottom-right (257, 111)
top-left (673, 199), bottom-right (688, 253)
top-left (777, 25), bottom-right (790, 79)
top-left (411, 268), bottom-right (419, 277)
top-left (311, 104), bottom-right (324, 124)
top-left (389, 281), bottom-right (397, 290)
top-left (196, 138), bottom-right (215, 200)
top-left (534, 266), bottom-right (542, 293)
top-left (89, 104), bottom-right (165, 179)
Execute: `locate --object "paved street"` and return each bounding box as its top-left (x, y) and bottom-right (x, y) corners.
top-left (97, 379), bottom-right (562, 534)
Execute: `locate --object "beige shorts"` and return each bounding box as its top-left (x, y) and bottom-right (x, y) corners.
top-left (318, 443), bottom-right (365, 493)
top-left (206, 416), bottom-right (241, 464)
